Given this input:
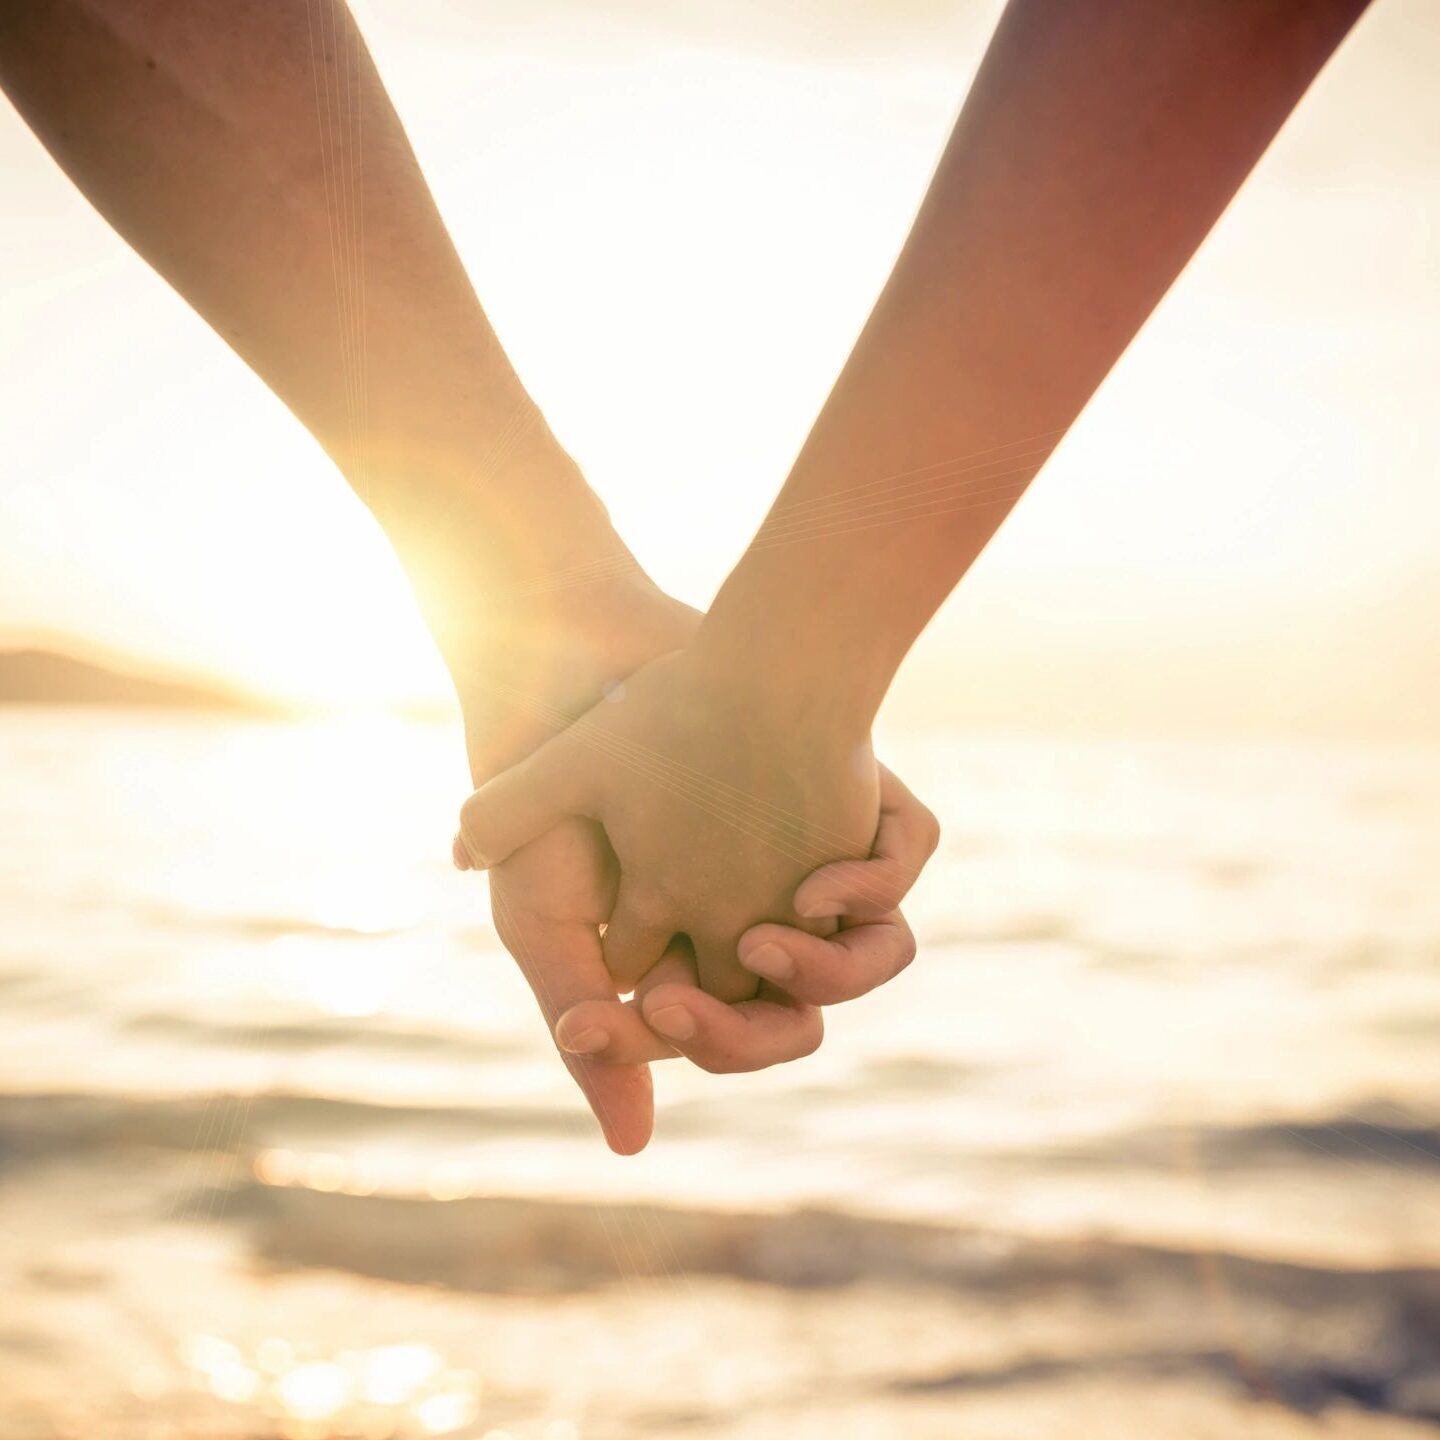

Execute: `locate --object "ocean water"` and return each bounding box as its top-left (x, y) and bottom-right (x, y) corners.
top-left (1, 709), bottom-right (1438, 1439)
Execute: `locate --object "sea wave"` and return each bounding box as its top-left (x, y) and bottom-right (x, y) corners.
top-left (1049, 1111), bottom-right (1440, 1172)
top-left (6, 1091), bottom-right (1438, 1177)
top-left (4, 1092), bottom-right (1440, 1424)
top-left (235, 1181), bottom-right (1439, 1304)
top-left (0, 1090), bottom-right (585, 1167)
top-left (234, 1187), bottom-right (1440, 1420)
top-left (119, 1009), bottom-right (531, 1059)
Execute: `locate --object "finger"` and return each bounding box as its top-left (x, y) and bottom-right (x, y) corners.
top-left (457, 731), bottom-right (597, 870)
top-left (562, 1026), bottom-right (654, 1157)
top-left (633, 941), bottom-right (699, 1001)
top-left (640, 981), bottom-right (823, 1074)
top-left (556, 946), bottom-right (697, 1065)
top-left (737, 911), bottom-right (916, 1006)
top-left (793, 764), bottom-right (939, 920)
top-left (689, 930), bottom-right (761, 1005)
top-left (600, 883), bottom-right (676, 994)
top-left (490, 887), bottom-right (653, 1155)
top-left (555, 997), bottom-right (677, 1065)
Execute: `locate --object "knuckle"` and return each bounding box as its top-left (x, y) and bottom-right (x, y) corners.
top-left (626, 887), bottom-right (672, 927)
top-left (804, 979), bottom-right (848, 1007)
top-left (459, 794), bottom-right (497, 849)
top-left (651, 873), bottom-right (697, 913)
top-left (890, 915), bottom-right (919, 973)
top-left (874, 858), bottom-right (911, 899)
top-left (829, 956), bottom-right (874, 1001)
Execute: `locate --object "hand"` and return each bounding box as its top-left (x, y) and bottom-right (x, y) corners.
top-left (548, 765), bottom-right (939, 1071)
top-left (477, 816), bottom-right (649, 1154)
top-left (449, 576), bottom-right (692, 1155)
top-left (456, 643), bottom-right (882, 1003)
top-left (450, 582), bottom-right (930, 1153)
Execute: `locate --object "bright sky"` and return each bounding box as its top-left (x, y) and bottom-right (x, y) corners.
top-left (1, 0), bottom-right (1437, 731)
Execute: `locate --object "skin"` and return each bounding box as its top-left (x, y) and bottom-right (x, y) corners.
top-left (461, 0), bottom-right (1371, 1030)
top-left (455, 593), bottom-right (936, 1150)
top-left (544, 765), bottom-right (937, 1071)
top-left (460, 644), bottom-right (882, 1003)
top-left (1, 0), bottom-right (1370, 1139)
top-left (0, 0), bottom-right (934, 1153)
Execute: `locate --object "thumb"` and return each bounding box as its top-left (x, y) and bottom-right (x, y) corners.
top-left (456, 731), bottom-right (596, 868)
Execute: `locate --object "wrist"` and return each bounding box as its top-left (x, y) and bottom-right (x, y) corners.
top-left (453, 570), bottom-right (699, 784)
top-left (691, 556), bottom-right (892, 741)
top-left (374, 443), bottom-right (637, 662)
top-left (684, 632), bottom-right (879, 762)
top-left (360, 433), bottom-right (700, 779)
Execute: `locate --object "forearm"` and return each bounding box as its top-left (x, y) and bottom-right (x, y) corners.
top-left (698, 0), bottom-right (1369, 728)
top-left (0, 0), bottom-right (633, 674)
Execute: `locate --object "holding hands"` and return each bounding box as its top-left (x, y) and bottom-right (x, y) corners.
top-left (449, 581), bottom-right (937, 1152)
top-left (7, 0), bottom-right (1363, 1151)
top-left (458, 643), bottom-right (880, 1002)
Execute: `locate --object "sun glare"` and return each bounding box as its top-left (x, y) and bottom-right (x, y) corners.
top-left (4, 6), bottom-right (1435, 723)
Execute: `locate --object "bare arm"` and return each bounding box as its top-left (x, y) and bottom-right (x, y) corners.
top-left (0, 0), bottom-right (675, 769)
top-left (696, 0), bottom-right (1373, 725)
top-left (459, 0), bottom-right (1373, 1007)
top-left (0, 1), bottom-right (942, 1147)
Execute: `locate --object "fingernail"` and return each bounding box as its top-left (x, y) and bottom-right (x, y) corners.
top-left (741, 942), bottom-right (794, 982)
top-left (559, 1026), bottom-right (608, 1055)
top-left (797, 899), bottom-right (842, 919)
top-left (456, 833), bottom-right (490, 870)
top-left (646, 1004), bottom-right (695, 1042)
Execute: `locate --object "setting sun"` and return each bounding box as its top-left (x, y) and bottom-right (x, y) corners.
top-left (3, 0), bottom-right (1437, 726)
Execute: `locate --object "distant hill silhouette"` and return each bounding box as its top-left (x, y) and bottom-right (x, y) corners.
top-left (0, 648), bottom-right (263, 710)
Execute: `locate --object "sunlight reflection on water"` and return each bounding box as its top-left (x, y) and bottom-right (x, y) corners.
top-left (3, 714), bottom-right (1439, 1437)
top-left (183, 1333), bottom-right (480, 1436)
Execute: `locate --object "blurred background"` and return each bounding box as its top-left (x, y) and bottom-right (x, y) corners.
top-left (1, 1), bottom-right (1438, 1437)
